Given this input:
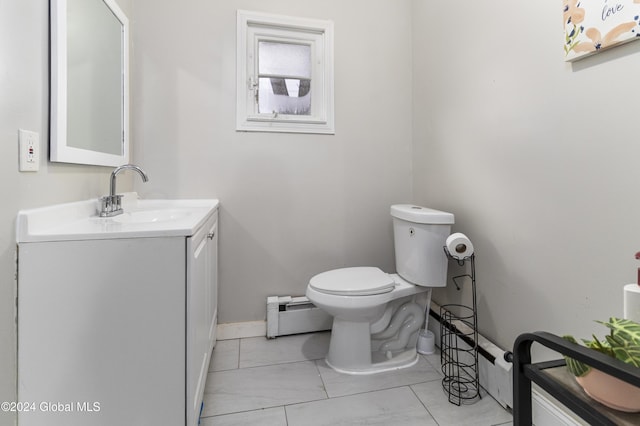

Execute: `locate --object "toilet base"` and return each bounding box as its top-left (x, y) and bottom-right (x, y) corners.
top-left (323, 299), bottom-right (426, 375)
top-left (326, 347), bottom-right (420, 375)
top-left (325, 316), bottom-right (421, 375)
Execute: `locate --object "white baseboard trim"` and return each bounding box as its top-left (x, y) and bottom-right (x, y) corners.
top-left (216, 320), bottom-right (266, 340)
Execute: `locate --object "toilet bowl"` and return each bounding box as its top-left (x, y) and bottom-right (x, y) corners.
top-left (306, 205), bottom-right (454, 374)
top-left (307, 267), bottom-right (428, 374)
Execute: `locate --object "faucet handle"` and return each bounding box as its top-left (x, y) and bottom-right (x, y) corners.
top-left (113, 194), bottom-right (123, 211)
top-left (100, 196), bottom-right (108, 213)
top-left (99, 194), bottom-right (123, 217)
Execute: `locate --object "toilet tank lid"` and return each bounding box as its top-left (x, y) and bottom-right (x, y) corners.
top-left (390, 205), bottom-right (454, 224)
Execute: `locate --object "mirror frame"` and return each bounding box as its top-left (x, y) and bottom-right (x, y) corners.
top-left (50, 0), bottom-right (129, 167)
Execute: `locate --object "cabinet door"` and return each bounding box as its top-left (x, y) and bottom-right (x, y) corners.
top-left (186, 220), bottom-right (212, 426)
top-left (208, 220), bottom-right (218, 347)
top-left (186, 212), bottom-right (218, 426)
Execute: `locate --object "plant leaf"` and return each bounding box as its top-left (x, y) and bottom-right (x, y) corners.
top-left (562, 335), bottom-right (591, 377)
top-left (604, 334), bottom-right (640, 367)
top-left (585, 335), bottom-right (612, 355)
top-left (597, 317), bottom-right (640, 344)
top-left (564, 318), bottom-right (640, 373)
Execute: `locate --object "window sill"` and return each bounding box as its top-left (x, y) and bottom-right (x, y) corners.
top-left (236, 117), bottom-right (335, 135)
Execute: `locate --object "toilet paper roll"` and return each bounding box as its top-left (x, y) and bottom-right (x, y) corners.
top-left (446, 233), bottom-right (474, 259)
top-left (624, 284), bottom-right (640, 323)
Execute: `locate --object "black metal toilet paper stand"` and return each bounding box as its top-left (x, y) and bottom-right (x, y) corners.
top-left (440, 247), bottom-right (480, 406)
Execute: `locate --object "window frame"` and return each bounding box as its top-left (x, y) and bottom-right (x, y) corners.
top-left (236, 10), bottom-right (335, 134)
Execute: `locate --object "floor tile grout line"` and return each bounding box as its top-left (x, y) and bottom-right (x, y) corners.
top-left (238, 356), bottom-right (329, 370)
top-left (212, 358), bottom-right (323, 374)
top-left (408, 382), bottom-right (441, 426)
top-left (210, 355), bottom-right (329, 373)
top-left (200, 402), bottom-right (289, 420)
top-left (235, 334), bottom-right (330, 369)
top-left (312, 359), bottom-right (330, 400)
top-left (202, 394), bottom-right (331, 420)
top-left (325, 382), bottom-right (439, 401)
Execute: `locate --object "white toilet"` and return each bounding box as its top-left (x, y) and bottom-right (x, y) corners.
top-left (306, 204), bottom-right (454, 374)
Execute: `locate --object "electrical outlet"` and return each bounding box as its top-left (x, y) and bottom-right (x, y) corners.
top-left (19, 129), bottom-right (39, 172)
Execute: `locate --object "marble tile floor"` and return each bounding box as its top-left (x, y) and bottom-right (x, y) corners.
top-left (200, 332), bottom-right (512, 426)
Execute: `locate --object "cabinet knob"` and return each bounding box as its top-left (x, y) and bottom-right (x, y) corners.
top-left (207, 232), bottom-right (215, 240)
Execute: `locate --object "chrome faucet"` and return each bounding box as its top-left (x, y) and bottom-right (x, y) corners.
top-left (99, 164), bottom-right (149, 217)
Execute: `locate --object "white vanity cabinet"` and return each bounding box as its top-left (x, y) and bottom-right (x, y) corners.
top-left (16, 197), bottom-right (219, 426)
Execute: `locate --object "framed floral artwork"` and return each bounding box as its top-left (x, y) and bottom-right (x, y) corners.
top-left (564, 0), bottom-right (640, 61)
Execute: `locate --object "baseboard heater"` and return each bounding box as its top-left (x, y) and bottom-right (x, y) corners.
top-left (266, 296), bottom-right (333, 338)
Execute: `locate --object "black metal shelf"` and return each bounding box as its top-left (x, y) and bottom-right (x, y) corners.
top-left (513, 331), bottom-right (640, 425)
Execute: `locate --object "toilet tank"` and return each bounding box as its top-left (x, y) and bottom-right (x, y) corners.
top-left (390, 205), bottom-right (454, 287)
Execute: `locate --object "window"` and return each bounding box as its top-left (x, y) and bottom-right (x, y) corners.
top-left (236, 10), bottom-right (334, 134)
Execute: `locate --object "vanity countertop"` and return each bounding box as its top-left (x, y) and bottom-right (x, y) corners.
top-left (16, 193), bottom-right (219, 243)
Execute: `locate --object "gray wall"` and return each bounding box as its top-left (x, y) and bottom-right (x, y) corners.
top-left (131, 0), bottom-right (415, 324)
top-left (0, 1), bottom-right (132, 424)
top-left (412, 0), bottom-right (640, 351)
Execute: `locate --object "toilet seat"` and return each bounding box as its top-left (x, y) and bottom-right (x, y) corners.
top-left (309, 267), bottom-right (395, 296)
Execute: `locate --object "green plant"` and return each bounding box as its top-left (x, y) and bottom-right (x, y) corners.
top-left (562, 317), bottom-right (640, 377)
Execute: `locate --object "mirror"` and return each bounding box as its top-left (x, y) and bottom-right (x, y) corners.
top-left (50, 0), bottom-right (129, 167)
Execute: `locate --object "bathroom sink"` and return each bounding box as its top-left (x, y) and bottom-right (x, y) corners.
top-left (112, 208), bottom-right (192, 224)
top-left (16, 193), bottom-right (219, 242)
